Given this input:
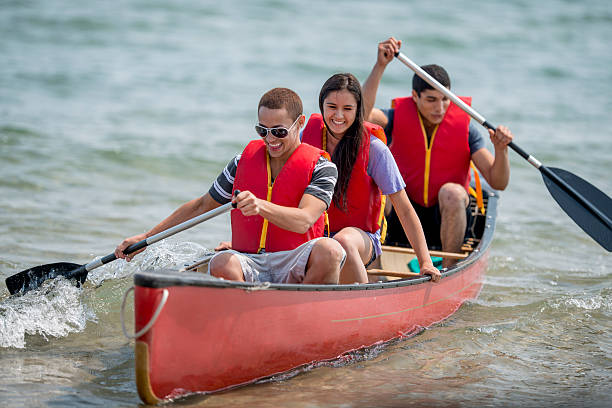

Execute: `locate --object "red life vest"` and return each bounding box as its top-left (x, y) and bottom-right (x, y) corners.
top-left (302, 113), bottom-right (386, 233)
top-left (390, 96), bottom-right (472, 208)
top-left (231, 139), bottom-right (327, 254)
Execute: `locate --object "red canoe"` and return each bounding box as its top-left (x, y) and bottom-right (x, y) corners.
top-left (130, 189), bottom-right (498, 404)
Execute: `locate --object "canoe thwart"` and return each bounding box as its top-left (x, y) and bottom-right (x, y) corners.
top-left (367, 269), bottom-right (422, 278)
top-left (180, 254), bottom-right (214, 272)
top-left (380, 245), bottom-right (469, 259)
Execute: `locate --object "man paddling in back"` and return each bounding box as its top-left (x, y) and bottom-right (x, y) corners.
top-left (362, 37), bottom-right (514, 268)
top-left (116, 88), bottom-right (345, 284)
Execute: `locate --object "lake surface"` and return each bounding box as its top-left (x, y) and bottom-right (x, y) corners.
top-left (1, 0), bottom-right (610, 406)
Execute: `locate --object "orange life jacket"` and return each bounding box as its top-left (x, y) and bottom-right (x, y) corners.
top-left (390, 96), bottom-right (472, 208)
top-left (231, 139), bottom-right (327, 254)
top-left (302, 113), bottom-right (386, 233)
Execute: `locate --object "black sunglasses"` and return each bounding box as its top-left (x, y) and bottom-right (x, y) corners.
top-left (255, 116), bottom-right (300, 139)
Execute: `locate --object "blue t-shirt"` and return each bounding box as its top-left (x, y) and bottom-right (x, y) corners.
top-left (382, 108), bottom-right (485, 154)
top-left (366, 135), bottom-right (405, 195)
top-left (299, 130), bottom-right (406, 196)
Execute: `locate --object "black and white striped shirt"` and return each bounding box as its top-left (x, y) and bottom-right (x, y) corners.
top-left (209, 154), bottom-right (338, 209)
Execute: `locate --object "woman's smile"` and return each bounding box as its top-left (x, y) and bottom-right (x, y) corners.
top-left (323, 89), bottom-right (357, 139)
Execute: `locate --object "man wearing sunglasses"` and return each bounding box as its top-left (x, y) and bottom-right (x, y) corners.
top-left (115, 88), bottom-right (345, 284)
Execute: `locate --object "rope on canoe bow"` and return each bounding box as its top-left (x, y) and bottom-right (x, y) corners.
top-left (245, 281), bottom-right (271, 292)
top-left (121, 287), bottom-right (169, 339)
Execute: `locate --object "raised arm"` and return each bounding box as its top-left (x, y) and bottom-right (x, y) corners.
top-left (362, 37), bottom-right (402, 122)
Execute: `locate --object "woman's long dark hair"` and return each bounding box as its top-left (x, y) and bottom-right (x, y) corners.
top-left (319, 73), bottom-right (365, 211)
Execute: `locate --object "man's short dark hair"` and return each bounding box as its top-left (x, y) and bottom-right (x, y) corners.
top-left (412, 64), bottom-right (451, 95)
top-left (258, 88), bottom-right (303, 121)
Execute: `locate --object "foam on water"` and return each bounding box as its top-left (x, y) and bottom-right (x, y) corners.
top-left (85, 239), bottom-right (209, 287)
top-left (0, 279), bottom-right (94, 348)
top-left (546, 290), bottom-right (611, 316)
top-left (0, 241), bottom-right (209, 349)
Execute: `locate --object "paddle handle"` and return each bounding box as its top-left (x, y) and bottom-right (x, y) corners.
top-left (68, 200), bottom-right (236, 279)
top-left (394, 51), bottom-right (612, 229)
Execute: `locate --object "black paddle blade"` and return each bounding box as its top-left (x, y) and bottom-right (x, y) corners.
top-left (542, 167), bottom-right (612, 251)
top-left (5, 262), bottom-right (86, 295)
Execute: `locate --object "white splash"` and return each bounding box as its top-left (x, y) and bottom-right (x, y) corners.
top-left (562, 296), bottom-right (608, 312)
top-left (547, 292), bottom-right (611, 314)
top-left (0, 240), bottom-right (210, 349)
top-left (0, 278), bottom-right (95, 349)
top-left (87, 240), bottom-right (209, 287)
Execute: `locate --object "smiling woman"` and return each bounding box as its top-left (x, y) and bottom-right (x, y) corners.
top-left (318, 74), bottom-right (363, 211)
top-left (302, 73), bottom-right (440, 285)
top-left (322, 89), bottom-right (357, 139)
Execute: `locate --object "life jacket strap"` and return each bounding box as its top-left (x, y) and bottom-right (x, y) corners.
top-left (257, 152), bottom-right (273, 253)
top-left (469, 161), bottom-right (485, 214)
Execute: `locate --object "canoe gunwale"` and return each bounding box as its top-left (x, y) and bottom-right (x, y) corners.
top-left (134, 190), bottom-right (498, 292)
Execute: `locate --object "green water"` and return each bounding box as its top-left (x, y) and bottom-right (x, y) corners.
top-left (1, 0), bottom-right (610, 406)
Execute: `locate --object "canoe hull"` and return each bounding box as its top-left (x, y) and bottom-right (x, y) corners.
top-left (133, 189), bottom-right (497, 403)
top-left (134, 251), bottom-right (487, 402)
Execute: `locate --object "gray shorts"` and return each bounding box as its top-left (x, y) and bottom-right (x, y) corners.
top-left (208, 237), bottom-right (343, 284)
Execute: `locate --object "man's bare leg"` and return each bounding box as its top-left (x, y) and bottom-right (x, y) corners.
top-left (209, 252), bottom-right (245, 281)
top-left (304, 238), bottom-right (345, 284)
top-left (438, 183), bottom-right (469, 268)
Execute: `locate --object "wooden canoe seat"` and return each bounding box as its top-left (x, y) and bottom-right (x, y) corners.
top-left (380, 245), bottom-right (469, 259)
top-left (367, 269), bottom-right (421, 279)
top-left (367, 245), bottom-right (473, 280)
